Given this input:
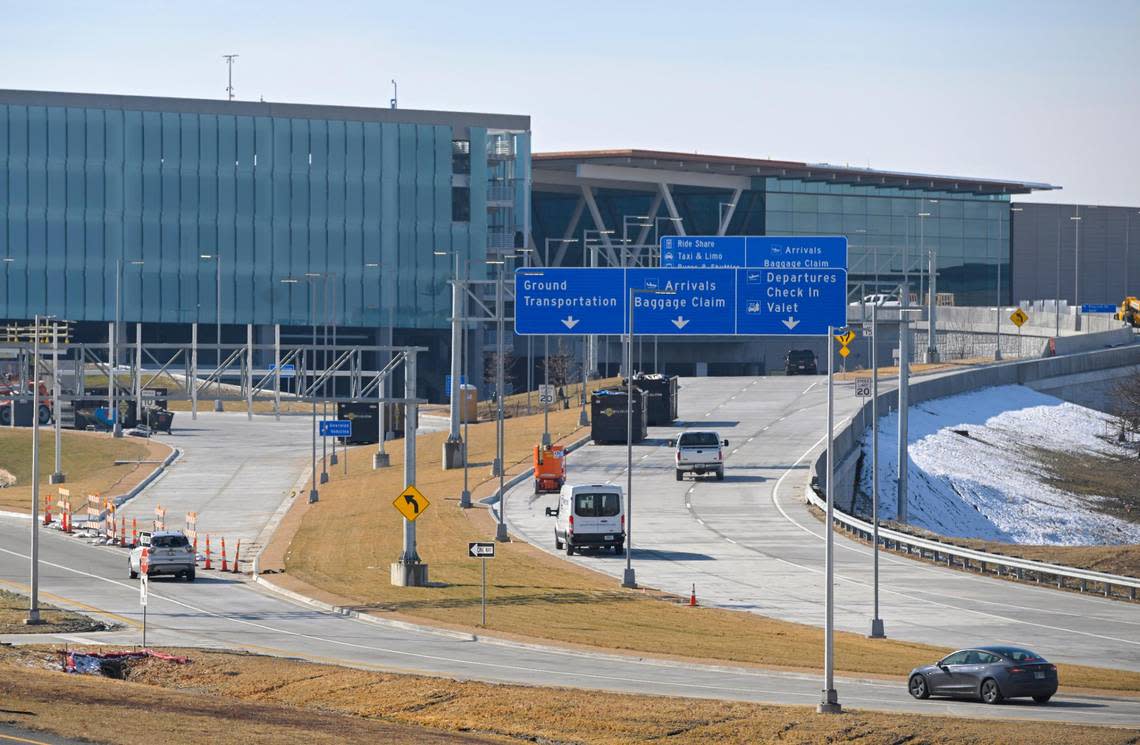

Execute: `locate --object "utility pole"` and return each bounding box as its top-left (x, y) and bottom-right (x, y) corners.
top-left (223, 54), bottom-right (238, 101)
top-left (869, 303), bottom-right (884, 639)
top-left (494, 265), bottom-right (509, 542)
top-left (818, 323), bottom-right (840, 713)
top-left (897, 284), bottom-right (910, 525)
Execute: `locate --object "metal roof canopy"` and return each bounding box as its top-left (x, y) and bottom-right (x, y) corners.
top-left (534, 149), bottom-right (1058, 196)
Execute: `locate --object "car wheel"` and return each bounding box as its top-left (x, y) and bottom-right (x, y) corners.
top-left (1032, 694), bottom-right (1052, 704)
top-left (908, 674), bottom-right (930, 700)
top-left (38, 405), bottom-right (52, 425)
top-left (129, 562), bottom-right (138, 580)
top-left (565, 541), bottom-right (574, 556)
top-left (0, 407), bottom-right (10, 426)
top-left (554, 531), bottom-right (563, 550)
top-left (980, 678), bottom-right (1003, 705)
top-left (715, 467), bottom-right (724, 481)
top-left (675, 469), bottom-right (683, 481)
top-left (186, 570), bottom-right (196, 582)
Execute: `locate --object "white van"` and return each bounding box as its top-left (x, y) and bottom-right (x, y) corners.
top-left (545, 483), bottom-right (624, 556)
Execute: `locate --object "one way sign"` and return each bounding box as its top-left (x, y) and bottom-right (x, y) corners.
top-left (469, 542), bottom-right (496, 558)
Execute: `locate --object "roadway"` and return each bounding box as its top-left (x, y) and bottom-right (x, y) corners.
top-left (505, 376), bottom-right (1140, 673)
top-left (1, 518), bottom-right (1139, 726)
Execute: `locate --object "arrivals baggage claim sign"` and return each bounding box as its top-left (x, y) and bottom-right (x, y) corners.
top-left (515, 236), bottom-right (847, 337)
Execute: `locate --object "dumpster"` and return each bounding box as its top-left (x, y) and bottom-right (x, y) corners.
top-left (459, 384), bottom-right (478, 423)
top-left (533, 444), bottom-right (566, 493)
top-left (145, 406), bottom-right (175, 434)
top-left (590, 387), bottom-right (648, 444)
top-left (336, 401), bottom-right (380, 444)
top-left (627, 374), bottom-right (678, 425)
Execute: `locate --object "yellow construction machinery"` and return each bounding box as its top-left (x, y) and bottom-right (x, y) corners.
top-left (1116, 297), bottom-right (1140, 328)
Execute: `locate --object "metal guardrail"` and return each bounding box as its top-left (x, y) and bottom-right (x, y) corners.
top-left (804, 485), bottom-right (1140, 601)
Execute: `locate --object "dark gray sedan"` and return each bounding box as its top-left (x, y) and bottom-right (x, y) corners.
top-left (908, 646), bottom-right (1058, 704)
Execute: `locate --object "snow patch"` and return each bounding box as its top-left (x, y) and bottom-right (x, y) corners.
top-left (858, 384), bottom-right (1138, 546)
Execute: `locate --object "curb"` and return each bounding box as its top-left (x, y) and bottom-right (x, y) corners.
top-left (46, 445), bottom-right (183, 526)
top-left (250, 466), bottom-right (312, 576)
top-left (252, 573), bottom-right (477, 642)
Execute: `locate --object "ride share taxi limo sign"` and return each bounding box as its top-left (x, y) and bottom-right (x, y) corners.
top-left (515, 266), bottom-right (846, 336)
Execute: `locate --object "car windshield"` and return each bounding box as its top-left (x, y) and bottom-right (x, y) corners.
top-left (678, 432), bottom-right (720, 447)
top-left (150, 535), bottom-right (189, 548)
top-left (787, 351), bottom-right (814, 362)
top-left (987, 647), bottom-right (1045, 663)
top-left (574, 492), bottom-right (621, 517)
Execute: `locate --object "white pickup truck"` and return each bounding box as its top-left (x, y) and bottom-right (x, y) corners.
top-left (670, 430), bottom-right (728, 481)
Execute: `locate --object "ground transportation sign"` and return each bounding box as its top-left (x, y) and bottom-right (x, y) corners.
top-left (1080, 304), bottom-right (1116, 313)
top-left (659, 235), bottom-right (847, 269)
top-left (319, 420), bottom-right (352, 437)
top-left (515, 267), bottom-right (847, 336)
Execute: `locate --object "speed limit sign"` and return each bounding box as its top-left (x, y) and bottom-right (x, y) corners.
top-left (538, 384), bottom-right (555, 405)
top-left (854, 378), bottom-right (872, 398)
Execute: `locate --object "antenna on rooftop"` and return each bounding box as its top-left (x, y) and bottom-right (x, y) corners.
top-left (390, 79), bottom-right (398, 109)
top-left (223, 54), bottom-right (239, 101)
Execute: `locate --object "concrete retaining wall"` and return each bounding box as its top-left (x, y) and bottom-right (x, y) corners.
top-left (814, 339), bottom-right (1140, 510)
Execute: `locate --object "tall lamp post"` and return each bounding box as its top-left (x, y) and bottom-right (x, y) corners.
top-left (281, 276), bottom-right (321, 503)
top-left (489, 255), bottom-right (518, 542)
top-left (437, 249), bottom-right (468, 470)
top-left (1071, 208), bottom-right (1083, 316)
top-left (622, 286), bottom-right (675, 589)
top-left (25, 314), bottom-right (52, 625)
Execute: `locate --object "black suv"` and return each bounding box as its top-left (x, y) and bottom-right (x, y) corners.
top-left (785, 349), bottom-right (818, 375)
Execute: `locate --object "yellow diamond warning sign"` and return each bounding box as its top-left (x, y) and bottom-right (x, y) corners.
top-left (1009, 308), bottom-right (1029, 328)
top-left (393, 485), bottom-right (430, 521)
top-left (839, 346), bottom-right (851, 358)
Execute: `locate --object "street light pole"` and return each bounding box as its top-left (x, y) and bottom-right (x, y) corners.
top-left (441, 250), bottom-right (466, 470)
top-left (214, 255), bottom-right (223, 412)
top-left (494, 259), bottom-right (509, 542)
top-left (50, 319), bottom-right (65, 484)
top-left (818, 323), bottom-right (840, 713)
top-left (869, 303), bottom-right (884, 639)
top-left (26, 314), bottom-right (45, 625)
top-left (112, 257), bottom-right (122, 437)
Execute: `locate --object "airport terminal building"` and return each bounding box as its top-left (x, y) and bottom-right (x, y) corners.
top-left (1, 88), bottom-right (1135, 390)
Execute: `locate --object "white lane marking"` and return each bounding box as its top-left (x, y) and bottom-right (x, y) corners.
top-left (766, 443), bottom-right (1140, 648)
top-left (802, 381), bottom-right (821, 394)
top-left (725, 538), bottom-right (737, 544)
top-left (0, 545), bottom-right (900, 701)
top-left (747, 436), bottom-right (755, 442)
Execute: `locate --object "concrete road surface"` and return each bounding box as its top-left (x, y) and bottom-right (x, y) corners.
top-left (1, 518), bottom-right (1139, 726)
top-left (505, 376), bottom-right (1140, 673)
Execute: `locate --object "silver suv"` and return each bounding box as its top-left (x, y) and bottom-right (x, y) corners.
top-left (129, 531), bottom-right (196, 581)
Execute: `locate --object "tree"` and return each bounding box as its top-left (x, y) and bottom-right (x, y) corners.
top-left (1109, 377), bottom-right (1140, 457)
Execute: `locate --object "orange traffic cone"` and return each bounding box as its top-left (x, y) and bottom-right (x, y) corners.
top-left (204, 535), bottom-right (213, 570)
top-left (192, 534), bottom-right (199, 564)
top-left (43, 496), bottom-right (52, 526)
top-left (131, 518), bottom-right (138, 548)
top-left (119, 515), bottom-right (126, 546)
top-left (689, 583), bottom-right (698, 607)
top-left (62, 503), bottom-right (71, 533)
top-left (220, 538), bottom-right (229, 572)
top-left (231, 540), bottom-right (241, 574)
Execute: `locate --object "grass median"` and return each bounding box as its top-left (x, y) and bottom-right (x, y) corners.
top-left (0, 428), bottom-right (168, 514)
top-left (264, 388), bottom-right (1140, 693)
top-left (1, 645), bottom-right (1134, 745)
top-left (0, 589), bottom-right (112, 634)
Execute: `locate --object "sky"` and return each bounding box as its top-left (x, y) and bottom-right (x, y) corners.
top-left (1, 0), bottom-right (1137, 205)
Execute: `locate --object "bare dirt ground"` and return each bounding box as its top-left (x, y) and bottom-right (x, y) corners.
top-left (1, 645), bottom-right (1134, 745)
top-left (0, 589), bottom-right (112, 634)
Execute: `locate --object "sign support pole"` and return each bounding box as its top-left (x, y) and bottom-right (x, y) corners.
top-left (392, 349), bottom-right (427, 585)
top-left (50, 322), bottom-right (65, 484)
top-left (819, 324), bottom-right (840, 713)
top-left (26, 315), bottom-right (43, 625)
top-left (622, 287), bottom-right (637, 589)
top-left (190, 322), bottom-right (198, 420)
top-left (870, 304), bottom-right (885, 639)
top-left (481, 556), bottom-right (487, 627)
top-left (274, 324), bottom-right (281, 422)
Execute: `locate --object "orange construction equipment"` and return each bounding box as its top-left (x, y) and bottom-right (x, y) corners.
top-left (532, 444), bottom-right (567, 494)
top-left (220, 537), bottom-right (228, 572)
top-left (203, 535), bottom-right (213, 570)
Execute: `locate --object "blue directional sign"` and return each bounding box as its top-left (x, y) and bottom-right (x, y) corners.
top-left (267, 363), bottom-right (296, 378)
top-left (319, 420), bottom-right (352, 437)
top-left (1081, 304), bottom-right (1117, 314)
top-left (444, 374), bottom-right (468, 398)
top-left (516, 267), bottom-right (847, 336)
top-left (660, 235), bottom-right (847, 269)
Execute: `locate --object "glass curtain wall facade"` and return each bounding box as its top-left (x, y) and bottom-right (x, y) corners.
top-left (532, 179), bottom-right (1010, 306)
top-left (0, 94), bottom-right (529, 330)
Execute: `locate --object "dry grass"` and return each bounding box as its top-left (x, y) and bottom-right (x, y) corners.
top-left (269, 394), bottom-right (1140, 692)
top-left (0, 589), bottom-right (111, 634)
top-left (0, 429), bottom-right (168, 514)
top-left (1, 646), bottom-right (1134, 745)
top-left (836, 356), bottom-right (997, 381)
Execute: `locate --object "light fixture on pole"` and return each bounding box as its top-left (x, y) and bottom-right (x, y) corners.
top-left (486, 257), bottom-right (515, 542)
top-left (281, 276), bottom-right (320, 504)
top-left (436, 250), bottom-right (468, 470)
top-left (622, 286), bottom-right (675, 589)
